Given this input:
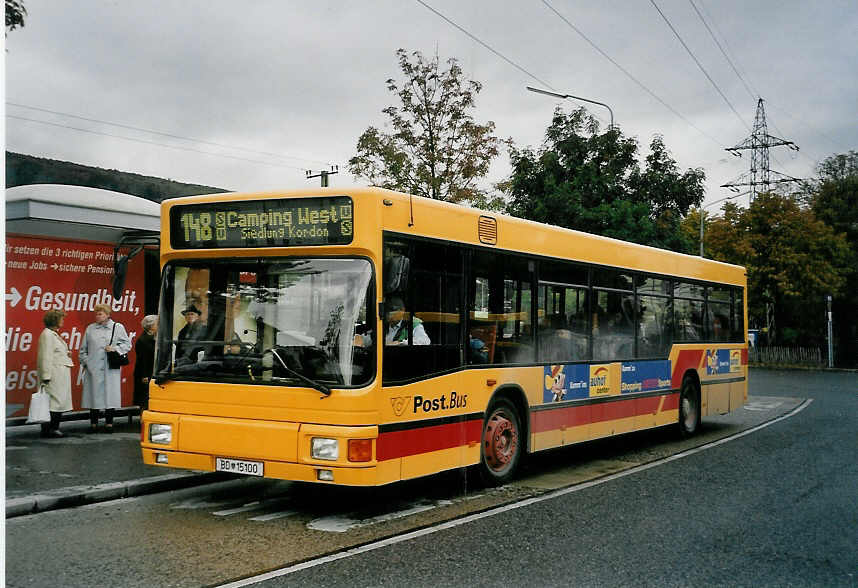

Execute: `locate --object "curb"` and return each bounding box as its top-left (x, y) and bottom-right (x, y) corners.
top-left (749, 365), bottom-right (858, 373)
top-left (5, 471), bottom-right (233, 518)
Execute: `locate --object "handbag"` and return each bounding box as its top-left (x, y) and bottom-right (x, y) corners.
top-left (106, 322), bottom-right (130, 369)
top-left (26, 385), bottom-right (51, 423)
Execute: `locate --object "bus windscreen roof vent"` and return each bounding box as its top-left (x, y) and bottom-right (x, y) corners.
top-left (478, 216), bottom-right (497, 245)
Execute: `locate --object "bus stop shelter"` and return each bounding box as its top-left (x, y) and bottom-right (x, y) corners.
top-left (5, 184), bottom-right (160, 419)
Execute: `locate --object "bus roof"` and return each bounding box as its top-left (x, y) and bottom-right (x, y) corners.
top-left (163, 186), bottom-right (746, 287)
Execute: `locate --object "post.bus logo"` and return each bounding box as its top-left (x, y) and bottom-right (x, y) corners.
top-left (589, 365), bottom-right (612, 396)
top-left (390, 397), bottom-right (410, 417)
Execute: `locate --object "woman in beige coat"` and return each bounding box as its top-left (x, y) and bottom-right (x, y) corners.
top-left (37, 310), bottom-right (74, 437)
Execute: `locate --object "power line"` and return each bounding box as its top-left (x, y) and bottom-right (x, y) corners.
top-left (7, 115), bottom-right (308, 171)
top-left (766, 101), bottom-right (852, 158)
top-left (685, 4), bottom-right (822, 167)
top-left (540, 0), bottom-right (728, 149)
top-left (413, 0), bottom-right (609, 127)
top-left (415, 0), bottom-right (555, 91)
top-left (649, 0), bottom-right (750, 132)
top-left (5, 101), bottom-right (332, 167)
top-left (687, 0), bottom-right (756, 102)
top-left (690, 2), bottom-right (843, 159)
top-left (694, 0), bottom-right (761, 100)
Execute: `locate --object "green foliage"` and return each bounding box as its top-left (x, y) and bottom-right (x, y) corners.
top-left (502, 108), bottom-right (704, 252)
top-left (5, 0), bottom-right (26, 34)
top-left (805, 151), bottom-right (858, 250)
top-left (6, 152), bottom-right (227, 201)
top-left (802, 151), bottom-right (858, 363)
top-left (697, 192), bottom-right (851, 347)
top-left (349, 49), bottom-right (502, 205)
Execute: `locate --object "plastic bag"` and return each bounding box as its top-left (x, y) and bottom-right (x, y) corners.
top-left (26, 387), bottom-right (51, 423)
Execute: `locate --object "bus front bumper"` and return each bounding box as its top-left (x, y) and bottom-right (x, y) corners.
top-left (140, 411), bottom-right (390, 486)
top-left (140, 447), bottom-right (389, 486)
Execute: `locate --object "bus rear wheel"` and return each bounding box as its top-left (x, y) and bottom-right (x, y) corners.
top-left (478, 399), bottom-right (522, 486)
top-left (678, 375), bottom-right (700, 437)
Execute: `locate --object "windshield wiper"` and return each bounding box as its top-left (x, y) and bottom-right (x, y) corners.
top-left (268, 348), bottom-right (331, 397)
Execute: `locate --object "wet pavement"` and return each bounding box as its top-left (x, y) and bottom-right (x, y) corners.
top-left (4, 366), bottom-right (824, 519)
top-left (4, 416), bottom-right (227, 517)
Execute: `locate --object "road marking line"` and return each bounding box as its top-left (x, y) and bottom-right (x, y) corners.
top-left (308, 502), bottom-right (440, 532)
top-left (216, 399), bottom-right (813, 587)
top-left (744, 401), bottom-right (784, 411)
top-left (248, 510), bottom-right (299, 522)
top-left (171, 499), bottom-right (233, 510)
top-left (213, 501), bottom-right (264, 516)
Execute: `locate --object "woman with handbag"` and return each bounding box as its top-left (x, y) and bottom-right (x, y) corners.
top-left (79, 303), bottom-right (131, 433)
top-left (36, 310), bottom-right (74, 437)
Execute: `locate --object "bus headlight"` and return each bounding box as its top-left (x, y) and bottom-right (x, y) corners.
top-left (149, 423), bottom-right (172, 445)
top-left (311, 437), bottom-right (339, 461)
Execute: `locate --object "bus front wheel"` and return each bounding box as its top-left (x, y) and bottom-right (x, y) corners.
top-left (478, 398), bottom-right (522, 486)
top-left (678, 375), bottom-right (700, 437)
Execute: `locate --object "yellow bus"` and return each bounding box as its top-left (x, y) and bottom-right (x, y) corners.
top-left (141, 187), bottom-right (747, 486)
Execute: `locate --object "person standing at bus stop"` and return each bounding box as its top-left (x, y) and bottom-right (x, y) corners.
top-left (80, 304), bottom-right (131, 433)
top-left (133, 314), bottom-right (158, 413)
top-left (36, 310), bottom-right (74, 438)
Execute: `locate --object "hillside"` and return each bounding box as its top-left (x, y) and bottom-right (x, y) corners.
top-left (5, 152), bottom-right (228, 202)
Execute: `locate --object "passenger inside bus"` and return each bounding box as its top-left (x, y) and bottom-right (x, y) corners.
top-left (385, 296), bottom-right (430, 345)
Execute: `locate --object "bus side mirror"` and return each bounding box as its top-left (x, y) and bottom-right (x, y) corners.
top-left (113, 253), bottom-right (129, 299)
top-left (112, 244), bottom-right (144, 299)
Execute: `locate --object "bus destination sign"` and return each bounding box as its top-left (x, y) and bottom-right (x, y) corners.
top-left (170, 196), bottom-right (353, 249)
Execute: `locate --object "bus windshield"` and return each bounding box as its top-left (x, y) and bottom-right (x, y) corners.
top-left (155, 257), bottom-right (375, 388)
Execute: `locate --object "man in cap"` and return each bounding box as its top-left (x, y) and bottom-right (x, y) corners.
top-left (176, 303), bottom-right (203, 364)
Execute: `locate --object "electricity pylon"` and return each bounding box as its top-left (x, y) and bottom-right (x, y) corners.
top-left (721, 98), bottom-right (800, 201)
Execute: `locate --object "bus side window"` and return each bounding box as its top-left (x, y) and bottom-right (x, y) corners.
top-left (731, 288), bottom-right (745, 343)
top-left (469, 251), bottom-right (534, 365)
top-left (674, 283), bottom-right (704, 343)
top-left (382, 238), bottom-right (462, 383)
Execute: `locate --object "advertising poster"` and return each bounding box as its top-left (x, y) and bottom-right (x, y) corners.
top-left (543, 360), bottom-right (672, 403)
top-left (5, 235), bottom-right (145, 417)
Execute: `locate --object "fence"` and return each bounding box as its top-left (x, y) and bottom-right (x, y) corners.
top-left (748, 346), bottom-right (824, 367)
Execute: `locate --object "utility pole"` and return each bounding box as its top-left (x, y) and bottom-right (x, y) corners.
top-left (306, 165), bottom-right (339, 187)
top-left (721, 98), bottom-right (801, 202)
top-left (827, 294), bottom-right (833, 368)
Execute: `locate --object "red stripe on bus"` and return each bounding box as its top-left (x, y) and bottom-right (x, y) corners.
top-left (531, 393), bottom-right (676, 434)
top-left (377, 419), bottom-right (483, 461)
top-left (741, 348), bottom-right (748, 365)
top-left (672, 349), bottom-right (704, 389)
top-left (661, 392), bottom-right (680, 411)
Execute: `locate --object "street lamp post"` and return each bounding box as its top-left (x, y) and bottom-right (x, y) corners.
top-left (526, 86), bottom-right (614, 130)
top-left (699, 193), bottom-right (741, 257)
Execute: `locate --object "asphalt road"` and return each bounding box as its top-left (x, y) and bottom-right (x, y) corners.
top-left (257, 369), bottom-right (858, 587)
top-left (5, 369), bottom-right (856, 587)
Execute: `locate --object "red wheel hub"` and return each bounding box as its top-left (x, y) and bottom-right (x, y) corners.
top-left (483, 412), bottom-right (518, 471)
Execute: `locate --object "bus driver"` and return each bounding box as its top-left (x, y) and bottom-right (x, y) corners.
top-left (384, 296), bottom-right (430, 346)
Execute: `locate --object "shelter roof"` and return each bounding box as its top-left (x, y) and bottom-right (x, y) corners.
top-left (6, 183), bottom-right (160, 243)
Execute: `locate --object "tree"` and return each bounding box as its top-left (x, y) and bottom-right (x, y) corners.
top-left (694, 193), bottom-right (851, 347)
top-left (802, 151), bottom-right (858, 364)
top-left (5, 0), bottom-right (26, 35)
top-left (349, 49), bottom-right (502, 205)
top-left (502, 108), bottom-right (704, 252)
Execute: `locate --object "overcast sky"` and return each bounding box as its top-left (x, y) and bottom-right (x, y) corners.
top-left (4, 0), bottom-right (857, 208)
